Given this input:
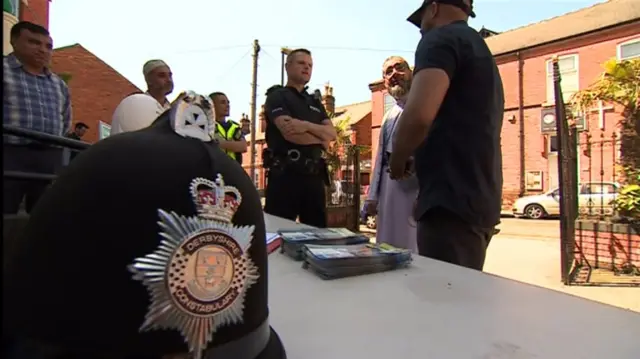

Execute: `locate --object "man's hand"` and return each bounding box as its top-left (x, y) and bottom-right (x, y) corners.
top-left (364, 200), bottom-right (378, 215)
top-left (388, 154), bottom-right (413, 180)
top-left (281, 118), bottom-right (308, 135)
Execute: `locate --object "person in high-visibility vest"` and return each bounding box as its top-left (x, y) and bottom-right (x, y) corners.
top-left (209, 92), bottom-right (248, 165)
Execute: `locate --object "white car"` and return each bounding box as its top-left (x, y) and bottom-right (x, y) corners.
top-left (512, 182), bottom-right (619, 219)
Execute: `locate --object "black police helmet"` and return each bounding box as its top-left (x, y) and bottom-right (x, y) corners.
top-left (2, 92), bottom-right (286, 359)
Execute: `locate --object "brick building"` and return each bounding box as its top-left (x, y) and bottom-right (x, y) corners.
top-left (51, 44), bottom-right (141, 143)
top-left (243, 84), bottom-right (372, 190)
top-left (368, 0), bottom-right (640, 209)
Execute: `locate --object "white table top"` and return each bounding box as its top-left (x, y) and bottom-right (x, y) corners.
top-left (264, 214), bottom-right (640, 359)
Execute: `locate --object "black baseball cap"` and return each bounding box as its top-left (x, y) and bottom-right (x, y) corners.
top-left (407, 0), bottom-right (476, 27)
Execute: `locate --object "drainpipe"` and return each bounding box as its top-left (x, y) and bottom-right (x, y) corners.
top-left (517, 51), bottom-right (526, 197)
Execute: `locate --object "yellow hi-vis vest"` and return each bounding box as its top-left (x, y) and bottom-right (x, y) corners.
top-left (215, 121), bottom-right (240, 160)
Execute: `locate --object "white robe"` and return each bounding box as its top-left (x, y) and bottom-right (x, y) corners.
top-left (367, 104), bottom-right (419, 252)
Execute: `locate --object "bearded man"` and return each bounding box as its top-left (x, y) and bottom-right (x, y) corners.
top-left (364, 56), bottom-right (418, 252)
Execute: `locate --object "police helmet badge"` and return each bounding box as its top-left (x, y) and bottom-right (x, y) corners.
top-left (128, 173), bottom-right (258, 359)
top-left (170, 91), bottom-right (216, 142)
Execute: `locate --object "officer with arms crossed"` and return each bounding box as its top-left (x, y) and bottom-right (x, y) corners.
top-left (262, 48), bottom-right (337, 227)
top-left (209, 92), bottom-right (248, 165)
top-left (389, 0), bottom-right (504, 271)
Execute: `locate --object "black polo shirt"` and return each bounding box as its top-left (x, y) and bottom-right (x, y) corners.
top-left (263, 86), bottom-right (327, 156)
top-left (413, 21), bottom-right (504, 228)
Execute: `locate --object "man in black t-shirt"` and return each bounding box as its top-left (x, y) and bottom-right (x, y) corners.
top-left (389, 0), bottom-right (504, 270)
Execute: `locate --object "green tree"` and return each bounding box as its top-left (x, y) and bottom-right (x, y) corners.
top-left (572, 58), bottom-right (640, 219)
top-left (59, 73), bottom-right (73, 84)
top-left (571, 58), bottom-right (639, 176)
top-left (323, 116), bottom-right (371, 182)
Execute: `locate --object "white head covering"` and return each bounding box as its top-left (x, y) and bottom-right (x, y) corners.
top-left (110, 94), bottom-right (166, 136)
top-left (143, 59), bottom-right (169, 77)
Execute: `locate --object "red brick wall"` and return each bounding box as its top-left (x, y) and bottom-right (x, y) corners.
top-left (242, 140), bottom-right (266, 190)
top-left (351, 112), bottom-right (372, 165)
top-left (368, 24), bottom-right (639, 208)
top-left (575, 220), bottom-right (640, 269)
top-left (50, 44), bottom-right (141, 143)
top-left (369, 86), bottom-right (385, 185)
top-left (19, 0), bottom-right (49, 28)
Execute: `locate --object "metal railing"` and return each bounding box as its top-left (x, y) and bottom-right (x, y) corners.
top-left (3, 124), bottom-right (91, 182)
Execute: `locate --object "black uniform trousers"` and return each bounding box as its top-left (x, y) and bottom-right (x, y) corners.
top-left (416, 207), bottom-right (494, 271)
top-left (3, 144), bottom-right (63, 214)
top-left (264, 169), bottom-right (327, 228)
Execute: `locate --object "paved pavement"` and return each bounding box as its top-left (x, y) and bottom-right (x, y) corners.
top-left (496, 217), bottom-right (559, 240)
top-left (485, 235), bottom-right (639, 312)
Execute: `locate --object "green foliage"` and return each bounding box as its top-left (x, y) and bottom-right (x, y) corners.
top-left (613, 184), bottom-right (640, 218)
top-left (613, 166), bottom-right (640, 220)
top-left (323, 115), bottom-right (369, 181)
top-left (59, 73), bottom-right (73, 84)
top-left (571, 58), bottom-right (640, 174)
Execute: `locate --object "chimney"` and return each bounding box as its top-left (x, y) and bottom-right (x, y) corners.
top-left (322, 83), bottom-right (335, 116)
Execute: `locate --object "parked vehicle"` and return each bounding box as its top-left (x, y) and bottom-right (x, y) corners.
top-left (512, 181), bottom-right (620, 219)
top-left (359, 203), bottom-right (376, 229)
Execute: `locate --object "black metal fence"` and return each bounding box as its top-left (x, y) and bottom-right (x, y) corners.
top-left (3, 125), bottom-right (90, 268)
top-left (552, 58), bottom-right (580, 285)
top-left (577, 132), bottom-right (619, 218)
top-left (325, 146), bottom-right (361, 231)
top-left (550, 69), bottom-right (640, 286)
top-left (569, 131), bottom-right (640, 286)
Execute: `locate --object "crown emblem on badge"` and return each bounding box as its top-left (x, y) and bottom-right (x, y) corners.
top-left (190, 174), bottom-right (242, 223)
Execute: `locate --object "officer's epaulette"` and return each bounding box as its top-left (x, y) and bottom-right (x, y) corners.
top-left (265, 85), bottom-right (284, 96)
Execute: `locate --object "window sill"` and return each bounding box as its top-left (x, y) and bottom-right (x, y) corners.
top-left (541, 101), bottom-right (574, 108)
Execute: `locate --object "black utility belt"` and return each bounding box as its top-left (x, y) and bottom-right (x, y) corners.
top-left (267, 149), bottom-right (325, 174)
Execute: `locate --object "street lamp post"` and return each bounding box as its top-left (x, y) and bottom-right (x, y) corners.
top-left (280, 47), bottom-right (291, 86)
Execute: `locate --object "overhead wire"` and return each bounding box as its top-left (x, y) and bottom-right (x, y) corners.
top-left (213, 49), bottom-right (252, 82)
top-left (163, 44), bottom-right (415, 56)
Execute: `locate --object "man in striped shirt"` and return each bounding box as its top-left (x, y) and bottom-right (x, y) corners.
top-left (3, 21), bottom-right (72, 214)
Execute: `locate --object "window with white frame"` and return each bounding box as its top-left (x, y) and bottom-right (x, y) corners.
top-left (546, 55), bottom-right (579, 104)
top-left (383, 92), bottom-right (395, 115)
top-left (618, 39), bottom-right (640, 61)
top-left (98, 121), bottom-right (111, 140)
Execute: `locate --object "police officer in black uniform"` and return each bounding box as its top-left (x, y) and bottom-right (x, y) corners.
top-left (262, 48), bottom-right (337, 227)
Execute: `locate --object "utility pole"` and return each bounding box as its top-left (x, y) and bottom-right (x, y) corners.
top-left (249, 39), bottom-right (261, 184)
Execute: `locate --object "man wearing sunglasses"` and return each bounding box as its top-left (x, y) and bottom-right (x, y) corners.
top-left (389, 0), bottom-right (504, 271)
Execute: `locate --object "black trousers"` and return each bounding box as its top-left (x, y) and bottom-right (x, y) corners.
top-left (3, 144), bottom-right (63, 214)
top-left (264, 169), bottom-right (327, 227)
top-left (417, 207), bottom-right (494, 271)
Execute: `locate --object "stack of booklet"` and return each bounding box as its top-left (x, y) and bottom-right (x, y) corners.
top-left (278, 228), bottom-right (370, 260)
top-left (266, 233), bottom-right (282, 254)
top-left (301, 242), bottom-right (412, 280)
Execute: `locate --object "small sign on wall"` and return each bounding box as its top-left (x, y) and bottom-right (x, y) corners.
top-left (526, 170), bottom-right (544, 191)
top-left (540, 106), bottom-right (586, 133)
top-left (99, 121), bottom-right (111, 139)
